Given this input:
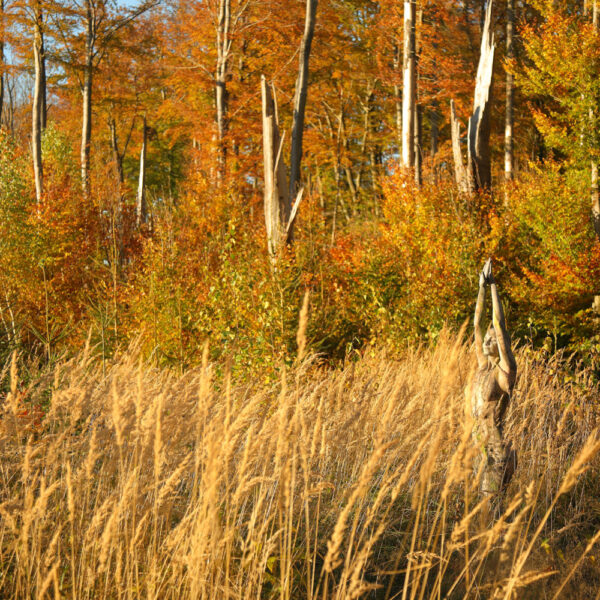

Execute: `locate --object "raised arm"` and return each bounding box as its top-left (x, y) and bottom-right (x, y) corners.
top-left (488, 273), bottom-right (516, 373)
top-left (474, 270), bottom-right (487, 368)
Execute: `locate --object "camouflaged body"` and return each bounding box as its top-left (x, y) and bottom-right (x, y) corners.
top-left (472, 364), bottom-right (515, 496)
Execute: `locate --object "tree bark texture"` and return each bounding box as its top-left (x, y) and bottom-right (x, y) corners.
top-left (289, 0), bottom-right (318, 203)
top-left (40, 22), bottom-right (47, 130)
top-left (414, 104), bottom-right (422, 186)
top-left (109, 118), bottom-right (125, 184)
top-left (592, 0), bottom-right (600, 238)
top-left (0, 0), bottom-right (4, 126)
top-left (215, 0), bottom-right (230, 179)
top-left (80, 0), bottom-right (94, 197)
top-left (505, 0), bottom-right (514, 181)
top-left (402, 0), bottom-right (416, 169)
top-left (393, 42), bottom-right (402, 152)
top-left (429, 105), bottom-right (439, 183)
top-left (468, 0), bottom-right (495, 190)
top-left (136, 116), bottom-right (148, 227)
top-left (450, 99), bottom-right (471, 195)
top-left (32, 10), bottom-right (44, 203)
top-left (450, 0), bottom-right (495, 194)
top-left (261, 76), bottom-right (290, 257)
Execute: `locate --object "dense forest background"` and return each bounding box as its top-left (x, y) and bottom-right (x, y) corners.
top-left (4, 3), bottom-right (600, 598)
top-left (1, 0), bottom-right (599, 376)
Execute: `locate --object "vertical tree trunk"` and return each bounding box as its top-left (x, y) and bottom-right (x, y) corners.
top-left (451, 2), bottom-right (495, 195)
top-left (505, 0), bottom-right (514, 182)
top-left (40, 22), bottom-right (47, 130)
top-left (32, 11), bottom-right (44, 203)
top-left (430, 116), bottom-right (439, 159)
top-left (80, 0), bottom-right (94, 197)
top-left (261, 76), bottom-right (290, 257)
top-left (393, 42), bottom-right (402, 152)
top-left (109, 118), bottom-right (125, 184)
top-left (402, 0), bottom-right (416, 169)
top-left (468, 0), bottom-right (495, 190)
top-left (215, 0), bottom-right (230, 181)
top-left (6, 73), bottom-right (13, 133)
top-left (81, 65), bottom-right (92, 196)
top-left (289, 0), bottom-right (318, 205)
top-left (413, 6), bottom-right (422, 185)
top-left (414, 105), bottom-right (422, 186)
top-left (430, 105), bottom-right (439, 156)
top-left (592, 0), bottom-right (600, 237)
top-left (429, 105), bottom-right (439, 183)
top-left (450, 99), bottom-right (471, 195)
top-left (0, 0), bottom-right (4, 126)
top-left (136, 116), bottom-right (148, 227)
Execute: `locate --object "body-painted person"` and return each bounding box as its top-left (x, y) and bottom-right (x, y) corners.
top-left (472, 259), bottom-right (517, 506)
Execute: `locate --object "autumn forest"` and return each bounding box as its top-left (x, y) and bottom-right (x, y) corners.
top-left (2, 0), bottom-right (600, 598)
top-left (0, 0), bottom-right (596, 372)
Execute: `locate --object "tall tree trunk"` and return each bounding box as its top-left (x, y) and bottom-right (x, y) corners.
top-left (261, 76), bottom-right (290, 257)
top-left (592, 0), bottom-right (600, 237)
top-left (81, 65), bottom-right (92, 196)
top-left (413, 6), bottom-right (422, 185)
top-left (6, 72), bottom-right (13, 134)
top-left (505, 0), bottom-right (514, 182)
top-left (81, 0), bottom-right (93, 197)
top-left (592, 161), bottom-right (599, 236)
top-left (215, 0), bottom-right (230, 181)
top-left (289, 0), bottom-right (318, 204)
top-left (402, 0), bottom-right (416, 169)
top-left (32, 10), bottom-right (44, 203)
top-left (136, 116), bottom-right (148, 227)
top-left (393, 42), bottom-right (402, 152)
top-left (40, 23), bottom-right (47, 130)
top-left (430, 108), bottom-right (439, 156)
top-left (468, 0), bottom-right (495, 190)
top-left (0, 0), bottom-right (4, 126)
top-left (429, 106), bottom-right (439, 183)
top-left (450, 99), bottom-right (471, 195)
top-left (451, 2), bottom-right (495, 195)
top-left (109, 118), bottom-right (125, 184)
top-left (414, 104), bottom-right (422, 186)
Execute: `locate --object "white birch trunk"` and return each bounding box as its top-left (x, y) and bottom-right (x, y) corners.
top-left (80, 0), bottom-right (93, 197)
top-left (467, 0), bottom-right (495, 190)
top-left (402, 0), bottom-right (416, 169)
top-left (32, 12), bottom-right (43, 203)
top-left (136, 116), bottom-right (148, 227)
top-left (504, 0), bottom-right (514, 181)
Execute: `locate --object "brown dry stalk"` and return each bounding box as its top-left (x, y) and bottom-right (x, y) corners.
top-left (0, 333), bottom-right (598, 599)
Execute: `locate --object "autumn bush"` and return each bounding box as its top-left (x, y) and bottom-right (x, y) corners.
top-left (504, 165), bottom-right (600, 358)
top-left (2, 149), bottom-right (599, 380)
top-left (0, 130), bottom-right (102, 363)
top-left (1, 88), bottom-right (598, 378)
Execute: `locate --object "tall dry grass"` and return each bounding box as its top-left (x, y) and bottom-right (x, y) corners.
top-left (0, 331), bottom-right (599, 599)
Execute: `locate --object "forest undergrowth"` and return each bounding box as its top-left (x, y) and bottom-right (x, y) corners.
top-left (1, 327), bottom-right (599, 599)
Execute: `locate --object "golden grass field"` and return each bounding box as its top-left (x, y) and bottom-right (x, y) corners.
top-left (1, 329), bottom-right (600, 599)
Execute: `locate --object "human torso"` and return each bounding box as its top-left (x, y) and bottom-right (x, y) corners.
top-left (472, 363), bottom-right (516, 428)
